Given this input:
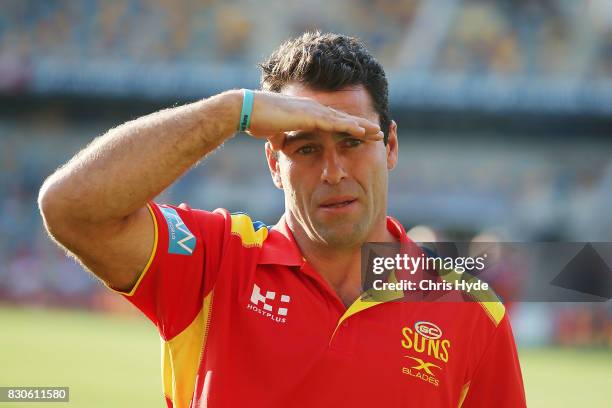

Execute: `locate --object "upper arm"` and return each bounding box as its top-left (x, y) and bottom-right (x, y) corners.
top-left (45, 198), bottom-right (230, 336)
top-left (60, 204), bottom-right (156, 293)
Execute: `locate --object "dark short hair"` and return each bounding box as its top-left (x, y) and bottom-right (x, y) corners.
top-left (259, 31), bottom-right (390, 144)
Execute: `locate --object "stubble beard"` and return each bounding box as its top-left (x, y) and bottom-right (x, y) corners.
top-left (313, 215), bottom-right (370, 249)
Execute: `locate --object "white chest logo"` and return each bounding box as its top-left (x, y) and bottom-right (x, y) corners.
top-left (247, 283), bottom-right (291, 323)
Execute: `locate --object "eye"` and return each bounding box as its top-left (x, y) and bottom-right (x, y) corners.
top-left (342, 138), bottom-right (363, 148)
top-left (296, 144), bottom-right (319, 155)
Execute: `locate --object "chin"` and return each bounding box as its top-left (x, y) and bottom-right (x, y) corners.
top-left (316, 221), bottom-right (369, 248)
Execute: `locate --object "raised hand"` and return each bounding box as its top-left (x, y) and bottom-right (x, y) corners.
top-left (244, 91), bottom-right (384, 151)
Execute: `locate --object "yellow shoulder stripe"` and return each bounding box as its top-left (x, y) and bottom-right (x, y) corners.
top-left (230, 213), bottom-right (268, 247)
top-left (477, 301), bottom-right (505, 326)
top-left (439, 268), bottom-right (505, 326)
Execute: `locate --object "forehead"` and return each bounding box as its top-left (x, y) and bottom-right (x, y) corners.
top-left (280, 83), bottom-right (378, 122)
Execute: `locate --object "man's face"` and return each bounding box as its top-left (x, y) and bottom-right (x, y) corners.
top-left (266, 83), bottom-right (398, 248)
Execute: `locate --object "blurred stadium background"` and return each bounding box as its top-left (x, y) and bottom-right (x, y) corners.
top-left (1, 0), bottom-right (611, 407)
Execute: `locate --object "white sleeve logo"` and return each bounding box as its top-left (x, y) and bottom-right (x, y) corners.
top-left (160, 207), bottom-right (196, 255)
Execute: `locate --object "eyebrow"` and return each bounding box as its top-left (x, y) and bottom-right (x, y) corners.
top-left (283, 131), bottom-right (354, 148)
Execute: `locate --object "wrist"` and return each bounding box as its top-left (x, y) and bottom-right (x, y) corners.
top-left (238, 89), bottom-right (254, 132)
top-left (201, 89), bottom-right (244, 145)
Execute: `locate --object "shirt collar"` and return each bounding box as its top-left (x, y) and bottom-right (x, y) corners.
top-left (258, 214), bottom-right (413, 266)
top-left (257, 214), bottom-right (304, 266)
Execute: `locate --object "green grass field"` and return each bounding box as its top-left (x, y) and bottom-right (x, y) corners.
top-left (0, 306), bottom-right (164, 408)
top-left (1, 306), bottom-right (610, 407)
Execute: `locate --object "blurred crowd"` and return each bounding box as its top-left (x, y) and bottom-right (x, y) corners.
top-left (555, 303), bottom-right (612, 347)
top-left (0, 121), bottom-right (99, 309)
top-left (0, 0), bottom-right (419, 66)
top-left (436, 0), bottom-right (612, 78)
top-left (1, 0), bottom-right (612, 79)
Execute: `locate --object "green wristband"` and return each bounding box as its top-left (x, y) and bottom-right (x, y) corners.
top-left (239, 89), bottom-right (254, 131)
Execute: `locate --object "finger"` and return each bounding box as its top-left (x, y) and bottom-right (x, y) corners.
top-left (267, 132), bottom-right (286, 151)
top-left (324, 107), bottom-right (380, 136)
top-left (353, 116), bottom-right (381, 135)
top-left (315, 116), bottom-right (366, 138)
top-left (364, 130), bottom-right (384, 142)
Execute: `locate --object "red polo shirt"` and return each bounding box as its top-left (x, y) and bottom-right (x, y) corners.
top-left (114, 202), bottom-right (526, 408)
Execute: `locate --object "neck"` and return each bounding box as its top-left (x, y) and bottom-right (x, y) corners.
top-left (287, 214), bottom-right (397, 307)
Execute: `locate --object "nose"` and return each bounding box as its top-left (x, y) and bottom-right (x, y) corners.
top-left (321, 149), bottom-right (347, 185)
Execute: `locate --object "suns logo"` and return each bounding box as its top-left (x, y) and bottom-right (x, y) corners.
top-left (401, 321), bottom-right (450, 363)
top-left (400, 320), bottom-right (452, 387)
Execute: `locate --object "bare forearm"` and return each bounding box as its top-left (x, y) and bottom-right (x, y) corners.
top-left (40, 90), bottom-right (241, 224)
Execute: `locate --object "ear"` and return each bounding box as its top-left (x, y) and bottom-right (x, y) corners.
top-left (386, 120), bottom-right (398, 170)
top-left (265, 142), bottom-right (284, 190)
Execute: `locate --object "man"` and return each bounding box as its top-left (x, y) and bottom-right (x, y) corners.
top-left (39, 32), bottom-right (526, 407)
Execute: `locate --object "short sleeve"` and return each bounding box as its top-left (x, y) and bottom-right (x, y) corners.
top-left (460, 314), bottom-right (526, 407)
top-left (117, 202), bottom-right (229, 340)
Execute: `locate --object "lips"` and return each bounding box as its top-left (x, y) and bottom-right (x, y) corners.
top-left (319, 197), bottom-right (357, 208)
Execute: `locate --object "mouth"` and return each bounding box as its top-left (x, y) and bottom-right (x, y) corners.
top-left (319, 197), bottom-right (358, 209)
